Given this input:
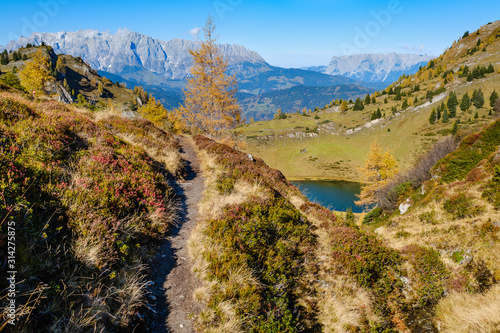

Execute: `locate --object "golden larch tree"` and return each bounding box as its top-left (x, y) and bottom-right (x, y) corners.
top-left (355, 142), bottom-right (398, 207)
top-left (19, 49), bottom-right (54, 95)
top-left (138, 94), bottom-right (168, 127)
top-left (340, 100), bottom-right (349, 113)
top-left (174, 16), bottom-right (241, 139)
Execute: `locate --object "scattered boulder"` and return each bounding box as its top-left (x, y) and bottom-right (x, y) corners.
top-left (399, 198), bottom-right (412, 215)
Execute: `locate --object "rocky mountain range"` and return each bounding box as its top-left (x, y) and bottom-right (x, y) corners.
top-left (5, 30), bottom-right (273, 81)
top-left (323, 53), bottom-right (433, 83)
top-left (5, 30), bottom-right (432, 119)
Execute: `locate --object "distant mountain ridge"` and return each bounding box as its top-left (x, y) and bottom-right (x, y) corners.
top-left (238, 67), bottom-right (360, 94)
top-left (324, 53), bottom-right (433, 83)
top-left (5, 30), bottom-right (273, 81)
top-left (6, 31), bottom-right (430, 120)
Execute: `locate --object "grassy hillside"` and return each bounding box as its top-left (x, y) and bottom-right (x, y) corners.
top-left (0, 90), bottom-right (183, 331)
top-left (188, 126), bottom-right (499, 332)
top-left (0, 45), bottom-right (144, 111)
top-left (367, 118), bottom-right (500, 332)
top-left (238, 21), bottom-right (500, 182)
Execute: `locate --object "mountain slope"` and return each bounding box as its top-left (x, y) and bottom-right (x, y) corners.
top-left (6, 30), bottom-right (375, 121)
top-left (0, 88), bottom-right (184, 331)
top-left (238, 67), bottom-right (359, 94)
top-left (371, 118), bottom-right (500, 332)
top-left (239, 20), bottom-right (500, 181)
top-left (238, 84), bottom-right (374, 120)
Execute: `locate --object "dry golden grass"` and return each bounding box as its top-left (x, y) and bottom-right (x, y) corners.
top-left (197, 301), bottom-right (245, 333)
top-left (111, 266), bottom-right (148, 324)
top-left (72, 235), bottom-right (104, 269)
top-left (197, 150), bottom-right (270, 220)
top-left (188, 146), bottom-right (272, 332)
top-left (374, 179), bottom-right (500, 280)
top-left (91, 100), bottom-right (124, 122)
top-left (317, 275), bottom-right (378, 333)
top-left (103, 123), bottom-right (184, 177)
top-left (435, 284), bottom-right (500, 333)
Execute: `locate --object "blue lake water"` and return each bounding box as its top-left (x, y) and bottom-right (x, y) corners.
top-left (291, 180), bottom-right (364, 213)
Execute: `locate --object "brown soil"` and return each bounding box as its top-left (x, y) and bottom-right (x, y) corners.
top-left (147, 136), bottom-right (205, 333)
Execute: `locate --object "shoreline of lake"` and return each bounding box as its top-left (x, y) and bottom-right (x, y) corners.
top-left (291, 180), bottom-right (367, 214)
top-left (288, 176), bottom-right (366, 184)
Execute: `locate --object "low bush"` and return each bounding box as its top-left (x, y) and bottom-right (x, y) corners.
top-left (434, 119), bottom-right (500, 182)
top-left (201, 194), bottom-right (317, 332)
top-left (482, 165), bottom-right (500, 209)
top-left (443, 193), bottom-right (484, 219)
top-left (328, 226), bottom-right (406, 325)
top-left (376, 137), bottom-right (458, 211)
top-left (402, 245), bottom-right (449, 306)
top-left (329, 227), bottom-right (401, 289)
top-left (418, 211), bottom-right (438, 224)
top-left (362, 206), bottom-right (383, 224)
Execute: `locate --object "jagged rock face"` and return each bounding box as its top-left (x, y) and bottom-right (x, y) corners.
top-left (6, 30), bottom-right (272, 80)
top-left (325, 53), bottom-right (433, 83)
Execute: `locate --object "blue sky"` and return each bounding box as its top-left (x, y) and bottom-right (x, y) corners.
top-left (1, 0), bottom-right (499, 67)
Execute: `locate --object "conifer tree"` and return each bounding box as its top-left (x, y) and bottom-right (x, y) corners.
top-left (98, 82), bottom-right (104, 97)
top-left (451, 120), bottom-right (459, 135)
top-left (63, 78), bottom-right (70, 92)
top-left (365, 94), bottom-right (371, 105)
top-left (55, 57), bottom-right (66, 75)
top-left (353, 97), bottom-right (364, 111)
top-left (460, 92), bottom-right (470, 111)
top-left (0, 51), bottom-right (7, 65)
top-left (437, 107), bottom-right (441, 120)
top-left (490, 90), bottom-right (499, 107)
top-left (19, 49), bottom-right (54, 95)
top-left (355, 142), bottom-right (398, 207)
top-left (401, 99), bottom-right (409, 110)
top-left (442, 108), bottom-right (449, 123)
top-left (447, 91), bottom-right (458, 117)
top-left (376, 108), bottom-right (382, 118)
top-left (472, 89), bottom-right (484, 108)
top-left (429, 109), bottom-right (436, 124)
top-left (175, 16), bottom-right (241, 139)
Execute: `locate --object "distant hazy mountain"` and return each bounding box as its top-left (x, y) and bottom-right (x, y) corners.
top-left (238, 67), bottom-right (359, 94)
top-left (6, 30), bottom-right (273, 81)
top-left (324, 53), bottom-right (433, 83)
top-left (300, 65), bottom-right (327, 73)
top-left (6, 30), bottom-right (386, 121)
top-left (238, 84), bottom-right (375, 121)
